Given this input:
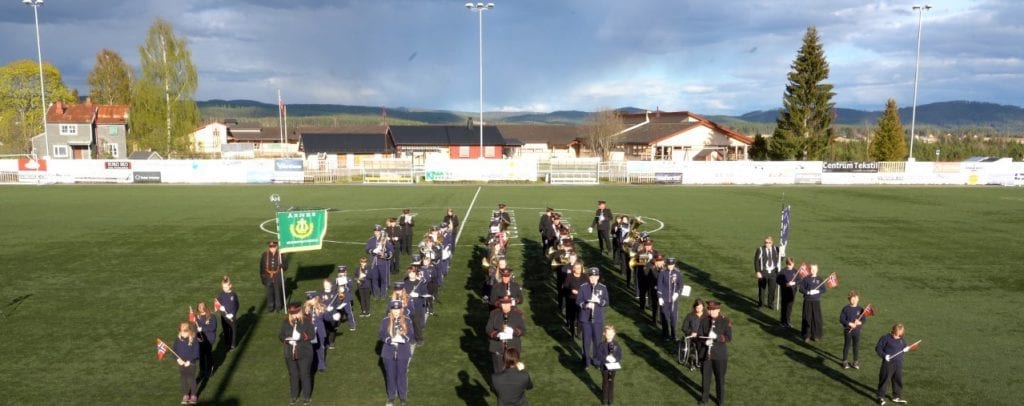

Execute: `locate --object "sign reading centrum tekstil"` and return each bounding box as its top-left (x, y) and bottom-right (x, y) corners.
top-left (276, 209), bottom-right (329, 253)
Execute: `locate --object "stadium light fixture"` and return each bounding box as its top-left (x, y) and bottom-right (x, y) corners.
top-left (908, 5), bottom-right (931, 162)
top-left (24, 0), bottom-right (49, 159)
top-left (466, 2), bottom-right (495, 158)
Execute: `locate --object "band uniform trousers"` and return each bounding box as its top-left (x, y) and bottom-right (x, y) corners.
top-left (580, 320), bottom-right (603, 367)
top-left (779, 285), bottom-right (796, 327)
top-left (661, 301), bottom-right (678, 339)
top-left (877, 359), bottom-right (903, 400)
top-left (220, 314), bottom-right (236, 349)
top-left (284, 350), bottom-right (313, 401)
top-left (701, 358), bottom-right (727, 405)
top-left (802, 300), bottom-right (824, 340)
top-left (179, 363), bottom-right (197, 397)
top-left (597, 228), bottom-right (611, 254)
top-left (266, 275), bottom-right (284, 312)
top-left (844, 328), bottom-right (861, 362)
top-left (758, 273), bottom-right (778, 308)
top-left (383, 352), bottom-right (411, 401)
top-left (601, 370), bottom-right (616, 405)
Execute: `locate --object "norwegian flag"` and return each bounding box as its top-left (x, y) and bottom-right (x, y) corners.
top-left (825, 272), bottom-right (839, 289)
top-left (213, 298), bottom-right (223, 312)
top-left (907, 340), bottom-right (922, 352)
top-left (188, 306), bottom-right (196, 324)
top-left (156, 339), bottom-right (169, 361)
top-left (797, 262), bottom-right (810, 279)
top-left (862, 304), bottom-right (875, 318)
top-left (779, 205), bottom-right (791, 247)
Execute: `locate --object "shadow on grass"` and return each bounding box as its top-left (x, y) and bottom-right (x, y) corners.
top-left (1, 293), bottom-right (32, 319)
top-left (207, 303), bottom-right (262, 403)
top-left (458, 244), bottom-right (496, 403)
top-left (779, 345), bottom-right (877, 400)
top-left (454, 370), bottom-right (490, 406)
top-left (618, 332), bottom-right (701, 400)
top-left (520, 239), bottom-right (577, 356)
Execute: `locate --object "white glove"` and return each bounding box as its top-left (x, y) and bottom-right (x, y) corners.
top-left (373, 247), bottom-right (382, 254)
top-left (339, 303), bottom-right (347, 309)
top-left (809, 289), bottom-right (820, 295)
top-left (291, 329), bottom-right (301, 341)
top-left (658, 298), bottom-right (665, 306)
top-left (392, 335), bottom-right (405, 344)
top-left (226, 313), bottom-right (234, 320)
top-left (705, 339), bottom-right (713, 346)
top-left (197, 327), bottom-right (203, 332)
top-left (787, 281), bottom-right (796, 287)
top-left (605, 355), bottom-right (617, 363)
top-left (708, 331), bottom-right (717, 340)
top-left (885, 354), bottom-right (891, 362)
top-left (327, 306), bottom-right (335, 312)
top-left (332, 313), bottom-right (341, 321)
top-left (410, 292), bottom-right (420, 298)
top-left (903, 346), bottom-right (911, 353)
top-left (587, 227), bottom-right (594, 233)
top-left (587, 303), bottom-right (595, 310)
top-left (672, 293), bottom-right (679, 302)
top-left (511, 299), bottom-right (517, 306)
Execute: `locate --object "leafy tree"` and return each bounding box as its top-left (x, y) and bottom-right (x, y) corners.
top-left (749, 134), bottom-right (769, 160)
top-left (869, 99), bottom-right (908, 161)
top-left (87, 49), bottom-right (133, 105)
top-left (0, 60), bottom-right (76, 154)
top-left (131, 18), bottom-right (199, 156)
top-left (581, 108), bottom-right (624, 160)
top-left (769, 26), bottom-right (836, 160)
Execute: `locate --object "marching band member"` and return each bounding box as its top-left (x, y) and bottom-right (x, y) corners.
top-left (577, 267), bottom-right (609, 369)
top-left (399, 209), bottom-right (415, 256)
top-left (495, 203), bottom-right (512, 231)
top-left (386, 217), bottom-right (402, 274)
top-left (699, 301), bottom-right (732, 406)
top-left (356, 257), bottom-right (373, 317)
top-left (173, 322), bottom-right (200, 405)
top-left (557, 251), bottom-right (579, 310)
top-left (319, 279), bottom-right (339, 350)
top-left (194, 302), bottom-right (217, 378)
top-left (379, 300), bottom-right (415, 406)
top-left (304, 295), bottom-right (328, 373)
top-left (280, 302), bottom-right (315, 406)
top-left (436, 223), bottom-right (454, 286)
top-left (491, 348), bottom-right (534, 405)
top-left (875, 323), bottom-right (910, 405)
top-left (840, 290), bottom-right (866, 369)
top-left (260, 241), bottom-right (287, 312)
top-left (217, 276), bottom-right (239, 350)
top-left (754, 236), bottom-right (781, 309)
top-left (539, 207), bottom-right (554, 251)
top-left (611, 215), bottom-right (628, 264)
top-left (333, 266), bottom-right (357, 332)
top-left (561, 261), bottom-right (587, 338)
top-left (366, 225), bottom-right (395, 300)
top-left (799, 264), bottom-right (827, 342)
top-left (486, 295), bottom-right (527, 373)
top-left (403, 266), bottom-right (428, 346)
top-left (443, 207), bottom-right (460, 235)
top-left (631, 237), bottom-right (658, 300)
top-left (594, 325), bottom-right (623, 406)
top-left (657, 257), bottom-right (684, 341)
top-left (541, 213), bottom-right (561, 251)
top-left (641, 254), bottom-right (665, 322)
top-left (419, 253), bottom-right (439, 315)
top-left (776, 258), bottom-right (799, 328)
top-left (490, 269), bottom-right (524, 308)
top-left (591, 200), bottom-right (613, 255)
top-left (482, 256), bottom-right (508, 303)
top-left (681, 299), bottom-right (707, 371)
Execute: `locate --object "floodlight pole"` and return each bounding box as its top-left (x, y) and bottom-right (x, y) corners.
top-left (467, 2), bottom-right (495, 159)
top-left (26, 0), bottom-right (49, 159)
top-left (908, 5), bottom-right (931, 162)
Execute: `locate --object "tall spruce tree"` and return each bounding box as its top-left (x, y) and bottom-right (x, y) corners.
top-left (131, 18), bottom-right (199, 156)
top-left (769, 26), bottom-right (836, 160)
top-left (869, 98), bottom-right (908, 161)
top-left (87, 49), bottom-right (133, 105)
top-left (749, 134), bottom-right (769, 161)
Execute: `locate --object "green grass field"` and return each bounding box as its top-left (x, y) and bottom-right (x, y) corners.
top-left (1, 185), bottom-right (1022, 405)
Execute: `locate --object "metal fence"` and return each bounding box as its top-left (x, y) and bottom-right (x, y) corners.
top-left (548, 158), bottom-right (600, 184)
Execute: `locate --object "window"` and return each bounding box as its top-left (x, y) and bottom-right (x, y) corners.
top-left (107, 143), bottom-right (119, 158)
top-left (484, 146), bottom-right (496, 157)
top-left (458, 146), bottom-right (470, 158)
top-left (53, 145), bottom-right (69, 158)
top-left (108, 126), bottom-right (118, 135)
top-left (60, 125), bottom-right (78, 136)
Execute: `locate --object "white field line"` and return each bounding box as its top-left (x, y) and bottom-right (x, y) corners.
top-left (455, 186), bottom-right (482, 246)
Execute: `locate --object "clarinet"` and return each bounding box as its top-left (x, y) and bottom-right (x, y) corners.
top-left (501, 312), bottom-right (510, 352)
top-left (706, 318), bottom-right (716, 361)
top-left (391, 316), bottom-right (401, 359)
top-left (588, 284), bottom-right (597, 322)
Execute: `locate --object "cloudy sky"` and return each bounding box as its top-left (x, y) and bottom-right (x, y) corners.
top-left (0, 0), bottom-right (1020, 115)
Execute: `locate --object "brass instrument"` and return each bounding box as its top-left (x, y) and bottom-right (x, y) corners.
top-left (630, 250), bottom-right (653, 269)
top-left (621, 216), bottom-right (645, 252)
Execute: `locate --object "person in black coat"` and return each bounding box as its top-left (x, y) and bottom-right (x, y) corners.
top-left (594, 325), bottom-right (623, 406)
top-left (486, 296), bottom-right (527, 373)
top-left (260, 241), bottom-right (288, 312)
top-left (681, 298), bottom-right (707, 371)
top-left (577, 267), bottom-right (609, 368)
top-left (876, 323), bottom-right (911, 405)
top-left (753, 236), bottom-right (780, 309)
top-left (799, 264), bottom-right (827, 341)
top-left (775, 258), bottom-right (799, 328)
top-left (399, 209), bottom-right (415, 256)
top-left (490, 269), bottom-right (524, 308)
top-left (590, 200), bottom-right (613, 255)
top-left (356, 257), bottom-right (372, 317)
top-left (839, 290), bottom-right (867, 369)
top-left (216, 276), bottom-right (239, 350)
top-left (443, 207), bottom-right (461, 235)
top-left (194, 302), bottom-right (217, 378)
top-left (173, 322), bottom-right (200, 405)
top-left (561, 262), bottom-right (587, 338)
top-left (538, 207), bottom-right (553, 250)
top-left (698, 301), bottom-right (732, 406)
top-left (279, 302), bottom-right (315, 406)
top-left (492, 348), bottom-right (533, 406)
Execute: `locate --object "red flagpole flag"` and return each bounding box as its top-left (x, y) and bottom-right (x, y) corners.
top-left (188, 306), bottom-right (196, 324)
top-left (213, 298), bottom-right (223, 312)
top-left (156, 339), bottom-right (169, 361)
top-left (908, 340), bottom-right (922, 352)
top-left (797, 262), bottom-right (809, 279)
top-left (825, 272), bottom-right (839, 289)
top-left (862, 304), bottom-right (875, 317)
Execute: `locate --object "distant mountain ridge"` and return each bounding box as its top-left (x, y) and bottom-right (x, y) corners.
top-left (198, 100), bottom-right (1024, 132)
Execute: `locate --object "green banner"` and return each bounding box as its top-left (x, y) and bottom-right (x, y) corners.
top-left (276, 209), bottom-right (329, 253)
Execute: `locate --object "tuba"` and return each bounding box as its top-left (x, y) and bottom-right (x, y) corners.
top-left (622, 216), bottom-right (645, 252)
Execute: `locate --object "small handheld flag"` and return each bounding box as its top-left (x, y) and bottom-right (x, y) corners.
top-left (796, 262), bottom-right (809, 279)
top-left (188, 306), bottom-right (196, 324)
top-left (862, 304), bottom-right (875, 317)
top-left (156, 339), bottom-right (169, 361)
top-left (213, 298), bottom-right (223, 312)
top-left (825, 272), bottom-right (839, 289)
top-left (908, 340), bottom-right (922, 352)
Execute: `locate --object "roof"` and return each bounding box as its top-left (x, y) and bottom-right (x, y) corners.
top-left (128, 151), bottom-right (163, 160)
top-left (96, 105), bottom-right (129, 125)
top-left (389, 125), bottom-right (505, 146)
top-left (496, 125), bottom-right (582, 146)
top-left (618, 123), bottom-right (703, 144)
top-left (229, 127), bottom-right (300, 143)
top-left (300, 132), bottom-right (393, 155)
top-left (47, 101), bottom-right (96, 124)
top-left (619, 111), bottom-right (753, 145)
